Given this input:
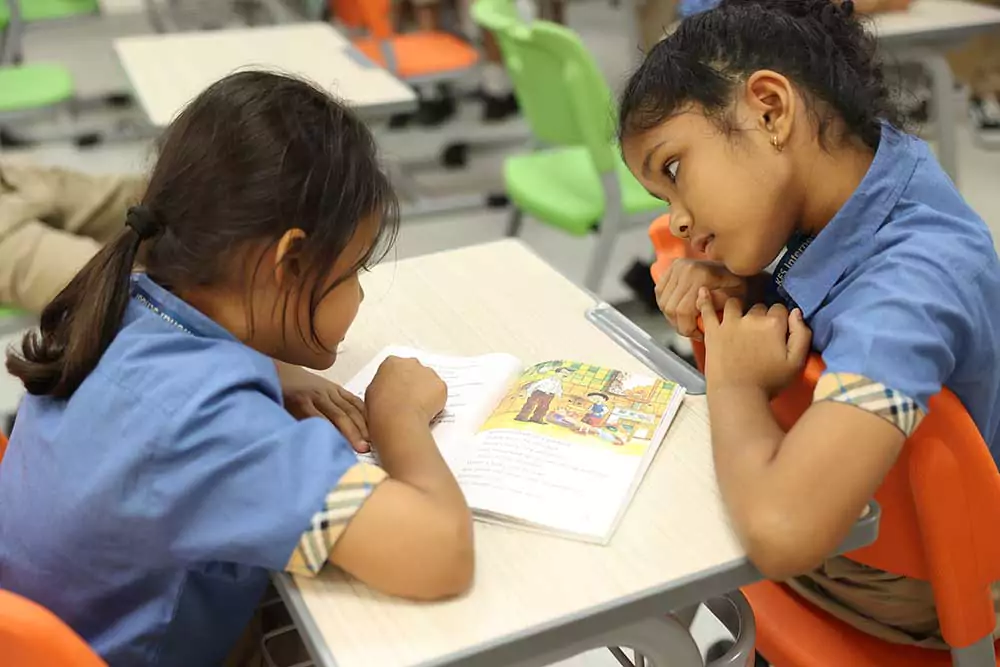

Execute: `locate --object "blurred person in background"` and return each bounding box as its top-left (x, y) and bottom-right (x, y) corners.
top-left (0, 162), bottom-right (142, 314)
top-left (949, 0), bottom-right (1000, 134)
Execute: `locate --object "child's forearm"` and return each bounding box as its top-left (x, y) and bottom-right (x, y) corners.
top-left (707, 385), bottom-right (794, 571)
top-left (370, 412), bottom-right (466, 508)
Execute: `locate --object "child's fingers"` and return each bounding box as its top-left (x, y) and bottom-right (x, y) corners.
top-left (709, 288), bottom-right (734, 312)
top-left (786, 308), bottom-right (813, 364)
top-left (696, 287), bottom-right (721, 330)
top-left (335, 387), bottom-right (370, 440)
top-left (330, 394), bottom-right (369, 444)
top-left (723, 296), bottom-right (742, 322)
top-left (315, 395), bottom-right (370, 453)
top-left (338, 386), bottom-right (368, 417)
top-left (674, 290), bottom-right (702, 339)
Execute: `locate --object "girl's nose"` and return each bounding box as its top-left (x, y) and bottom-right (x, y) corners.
top-left (669, 208), bottom-right (692, 239)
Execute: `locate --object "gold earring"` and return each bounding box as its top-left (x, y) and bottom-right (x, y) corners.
top-left (771, 135), bottom-right (783, 152)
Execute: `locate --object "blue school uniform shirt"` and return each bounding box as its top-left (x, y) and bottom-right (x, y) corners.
top-left (0, 275), bottom-right (382, 666)
top-left (678, 0), bottom-right (719, 17)
top-left (770, 123), bottom-right (1000, 461)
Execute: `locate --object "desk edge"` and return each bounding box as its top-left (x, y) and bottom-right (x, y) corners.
top-left (273, 573), bottom-right (340, 667)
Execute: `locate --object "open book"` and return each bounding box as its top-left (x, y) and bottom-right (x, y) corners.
top-left (346, 347), bottom-right (686, 544)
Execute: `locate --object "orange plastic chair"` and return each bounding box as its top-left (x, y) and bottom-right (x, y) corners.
top-left (649, 217), bottom-right (1000, 667)
top-left (336, 0), bottom-right (480, 81)
top-left (329, 0), bottom-right (365, 29)
top-left (0, 430), bottom-right (7, 464)
top-left (0, 590), bottom-right (106, 666)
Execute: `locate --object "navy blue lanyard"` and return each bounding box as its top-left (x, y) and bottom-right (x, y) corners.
top-left (769, 232), bottom-right (814, 309)
top-left (132, 283), bottom-right (193, 335)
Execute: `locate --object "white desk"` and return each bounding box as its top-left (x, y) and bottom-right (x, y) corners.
top-left (113, 23), bottom-right (417, 127)
top-left (873, 0), bottom-right (1000, 183)
top-left (274, 240), bottom-right (878, 667)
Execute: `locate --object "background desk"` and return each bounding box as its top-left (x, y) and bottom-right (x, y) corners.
top-left (873, 0), bottom-right (1000, 183)
top-left (113, 23), bottom-right (417, 127)
top-left (275, 240), bottom-right (878, 667)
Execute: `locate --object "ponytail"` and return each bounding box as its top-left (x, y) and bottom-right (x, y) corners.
top-left (6, 206), bottom-right (163, 398)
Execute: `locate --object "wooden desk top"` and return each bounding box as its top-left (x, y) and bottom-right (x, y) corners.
top-left (113, 23), bottom-right (416, 126)
top-left (289, 240), bottom-right (745, 667)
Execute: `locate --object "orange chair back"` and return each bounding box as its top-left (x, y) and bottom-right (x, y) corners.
top-left (329, 0), bottom-right (366, 28)
top-left (649, 216), bottom-right (1000, 649)
top-left (340, 0), bottom-right (395, 39)
top-left (0, 431), bottom-right (7, 465)
top-left (773, 358), bottom-right (1000, 648)
top-left (0, 590), bottom-right (106, 666)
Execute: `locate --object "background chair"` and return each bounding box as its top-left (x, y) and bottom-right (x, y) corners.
top-left (1, 0), bottom-right (100, 64)
top-left (475, 1), bottom-right (666, 293)
top-left (0, 0), bottom-right (86, 146)
top-left (343, 0), bottom-right (479, 86)
top-left (649, 219), bottom-right (1000, 667)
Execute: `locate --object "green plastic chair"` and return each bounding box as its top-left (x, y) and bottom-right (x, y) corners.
top-left (1, 0), bottom-right (99, 64)
top-left (0, 63), bottom-right (73, 113)
top-left (472, 0), bottom-right (666, 292)
top-left (0, 0), bottom-right (98, 23)
top-left (0, 1), bottom-right (75, 119)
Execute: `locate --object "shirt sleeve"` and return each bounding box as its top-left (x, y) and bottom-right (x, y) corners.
top-left (141, 360), bottom-right (384, 576)
top-left (813, 255), bottom-right (975, 436)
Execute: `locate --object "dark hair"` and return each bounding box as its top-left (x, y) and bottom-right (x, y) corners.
top-left (618, 0), bottom-right (902, 150)
top-left (588, 392), bottom-right (609, 400)
top-left (8, 71), bottom-right (399, 398)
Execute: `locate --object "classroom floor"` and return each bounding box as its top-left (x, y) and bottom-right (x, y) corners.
top-left (5, 2), bottom-right (1000, 665)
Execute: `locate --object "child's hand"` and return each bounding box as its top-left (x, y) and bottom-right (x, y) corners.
top-left (275, 362), bottom-right (370, 453)
top-left (698, 289), bottom-right (812, 397)
top-left (366, 356), bottom-right (447, 427)
top-left (656, 259), bottom-right (748, 341)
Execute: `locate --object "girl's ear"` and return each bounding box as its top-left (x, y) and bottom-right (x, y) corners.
top-left (274, 228), bottom-right (307, 288)
top-left (744, 69), bottom-right (796, 148)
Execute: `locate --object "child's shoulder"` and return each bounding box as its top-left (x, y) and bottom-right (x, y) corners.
top-left (878, 138), bottom-right (996, 280)
top-left (97, 304), bottom-right (282, 419)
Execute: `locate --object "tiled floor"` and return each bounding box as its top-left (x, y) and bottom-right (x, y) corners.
top-left (5, 2), bottom-right (1000, 665)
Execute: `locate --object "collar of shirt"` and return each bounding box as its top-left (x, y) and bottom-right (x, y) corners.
top-left (777, 124), bottom-right (920, 318)
top-left (130, 273), bottom-right (238, 343)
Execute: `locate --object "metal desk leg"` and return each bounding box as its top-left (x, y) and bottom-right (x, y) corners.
top-left (599, 615), bottom-right (704, 667)
top-left (501, 613), bottom-right (705, 667)
top-left (923, 52), bottom-right (959, 184)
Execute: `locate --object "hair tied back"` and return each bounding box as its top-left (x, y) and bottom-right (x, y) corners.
top-left (125, 205), bottom-right (162, 241)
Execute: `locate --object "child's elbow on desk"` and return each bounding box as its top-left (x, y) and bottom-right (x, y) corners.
top-left (740, 510), bottom-right (834, 581)
top-left (330, 485), bottom-right (475, 601)
top-left (407, 510), bottom-right (476, 601)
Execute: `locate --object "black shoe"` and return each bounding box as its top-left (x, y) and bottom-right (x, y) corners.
top-left (388, 112), bottom-right (414, 130)
top-left (416, 85), bottom-right (458, 127)
top-left (482, 92), bottom-right (519, 122)
top-left (0, 127), bottom-right (36, 149)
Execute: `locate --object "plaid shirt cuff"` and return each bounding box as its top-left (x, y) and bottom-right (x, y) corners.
top-left (814, 372), bottom-right (925, 436)
top-left (285, 463), bottom-right (387, 577)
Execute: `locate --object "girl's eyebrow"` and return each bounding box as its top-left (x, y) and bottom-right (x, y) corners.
top-left (642, 141), bottom-right (667, 178)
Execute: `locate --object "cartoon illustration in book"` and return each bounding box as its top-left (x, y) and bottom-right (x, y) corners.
top-left (514, 366), bottom-right (572, 424)
top-left (481, 362), bottom-right (681, 452)
top-left (582, 392), bottom-right (610, 427)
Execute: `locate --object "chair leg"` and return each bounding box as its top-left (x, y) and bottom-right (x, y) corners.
top-left (506, 207), bottom-right (523, 237)
top-left (951, 637), bottom-right (996, 667)
top-left (584, 214), bottom-right (620, 294)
